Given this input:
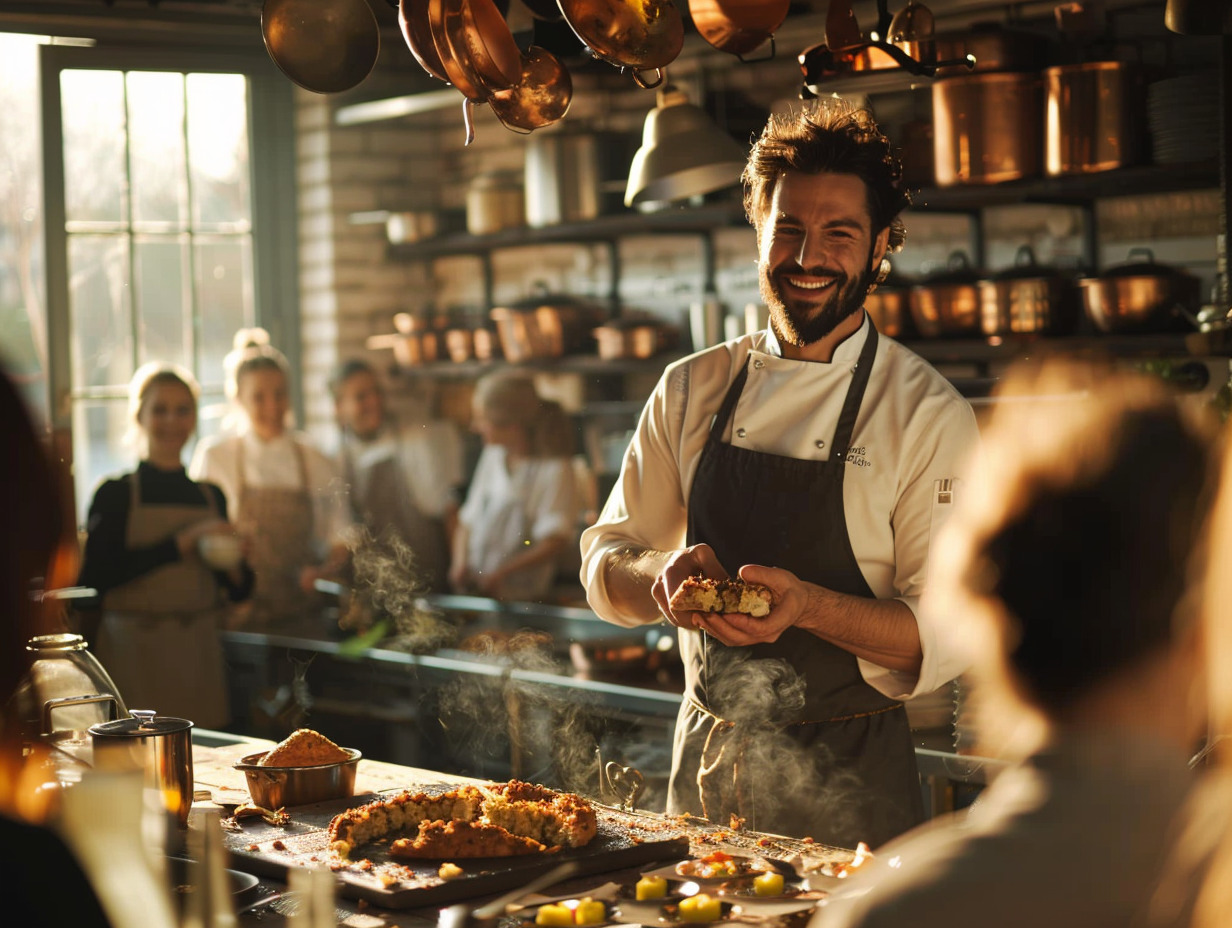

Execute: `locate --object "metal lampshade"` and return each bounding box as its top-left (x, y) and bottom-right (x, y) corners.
top-left (624, 86), bottom-right (748, 207)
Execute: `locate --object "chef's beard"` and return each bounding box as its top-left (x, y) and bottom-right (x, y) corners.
top-left (761, 252), bottom-right (878, 347)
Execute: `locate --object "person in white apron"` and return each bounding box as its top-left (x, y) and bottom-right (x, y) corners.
top-left (190, 328), bottom-right (352, 633)
top-left (451, 371), bottom-right (577, 602)
top-left (332, 359), bottom-right (463, 593)
top-left (78, 364), bottom-right (252, 730)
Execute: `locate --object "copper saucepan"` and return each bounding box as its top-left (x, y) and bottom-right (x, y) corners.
top-left (488, 46), bottom-right (573, 133)
top-left (444, 0), bottom-right (523, 94)
top-left (557, 0), bottom-right (684, 88)
top-left (400, 0), bottom-right (449, 83)
top-left (688, 0), bottom-right (789, 58)
top-left (261, 0), bottom-right (380, 94)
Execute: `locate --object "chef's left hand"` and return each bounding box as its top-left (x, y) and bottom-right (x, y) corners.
top-left (691, 565), bottom-right (807, 647)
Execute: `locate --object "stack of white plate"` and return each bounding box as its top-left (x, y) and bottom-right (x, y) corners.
top-left (1147, 72), bottom-right (1220, 164)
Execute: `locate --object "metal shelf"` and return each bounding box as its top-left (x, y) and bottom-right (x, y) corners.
top-left (388, 352), bottom-right (687, 380)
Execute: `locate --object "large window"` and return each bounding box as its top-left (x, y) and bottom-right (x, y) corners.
top-left (0, 39), bottom-right (298, 524)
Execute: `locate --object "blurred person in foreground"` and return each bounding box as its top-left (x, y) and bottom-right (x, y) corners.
top-left (191, 328), bottom-right (352, 631)
top-left (814, 359), bottom-right (1219, 928)
top-left (580, 100), bottom-right (979, 847)
top-left (77, 363), bottom-right (253, 728)
top-left (331, 358), bottom-right (464, 593)
top-left (0, 369), bottom-right (111, 928)
top-left (450, 371), bottom-right (577, 602)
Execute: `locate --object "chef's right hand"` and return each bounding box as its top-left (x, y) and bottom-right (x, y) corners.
top-left (652, 543), bottom-right (728, 630)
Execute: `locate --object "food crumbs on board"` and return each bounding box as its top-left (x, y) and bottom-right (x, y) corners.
top-left (271, 839), bottom-right (286, 851)
top-left (246, 844), bottom-right (258, 852)
top-left (438, 862), bottom-right (464, 880)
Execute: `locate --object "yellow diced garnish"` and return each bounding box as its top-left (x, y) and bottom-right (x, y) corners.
top-left (438, 862), bottom-right (464, 881)
top-left (753, 871), bottom-right (784, 896)
top-left (574, 899), bottom-right (606, 925)
top-left (535, 904), bottom-right (574, 927)
top-left (678, 894), bottom-right (722, 923)
top-left (636, 876), bottom-right (668, 900)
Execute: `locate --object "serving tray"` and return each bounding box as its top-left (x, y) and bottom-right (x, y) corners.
top-left (220, 787), bottom-right (690, 910)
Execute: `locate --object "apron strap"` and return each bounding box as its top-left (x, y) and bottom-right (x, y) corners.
top-left (708, 360), bottom-right (751, 442)
top-left (830, 319), bottom-right (879, 472)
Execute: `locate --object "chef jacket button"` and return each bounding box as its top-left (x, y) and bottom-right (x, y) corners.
top-left (736, 427), bottom-right (747, 439)
top-left (815, 440), bottom-right (825, 449)
top-left (851, 365), bottom-right (858, 374)
top-left (753, 359), bottom-right (765, 370)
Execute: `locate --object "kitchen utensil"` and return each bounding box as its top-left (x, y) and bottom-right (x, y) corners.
top-left (887, 0), bottom-right (936, 67)
top-left (386, 210), bottom-right (439, 244)
top-left (688, 0), bottom-right (790, 58)
top-left (233, 747), bottom-right (362, 809)
top-left (438, 860), bottom-right (580, 928)
top-left (90, 709), bottom-right (195, 827)
top-left (444, 327), bottom-right (476, 362)
top-left (400, 0), bottom-right (450, 82)
top-left (977, 245), bottom-right (1081, 337)
top-left (556, 0), bottom-right (684, 88)
top-left (933, 22), bottom-right (1048, 75)
top-left (864, 274), bottom-right (916, 339)
top-left (487, 46), bottom-right (573, 133)
top-left (489, 303), bottom-right (583, 361)
top-left (442, 0), bottom-right (522, 94)
top-left (690, 294), bottom-right (725, 351)
top-left (167, 856), bottom-right (263, 917)
top-left (909, 252), bottom-right (983, 337)
top-left (14, 632), bottom-right (127, 743)
top-left (261, 0), bottom-right (380, 94)
top-left (198, 533), bottom-right (243, 570)
top-left (1044, 62), bottom-right (1144, 176)
top-left (1078, 248), bottom-right (1202, 334)
top-left (932, 71), bottom-right (1042, 186)
top-left (524, 130), bottom-right (626, 227)
top-left (593, 320), bottom-right (678, 360)
top-left (467, 171), bottom-right (525, 235)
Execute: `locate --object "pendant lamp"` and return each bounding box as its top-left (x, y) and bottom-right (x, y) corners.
top-left (1165, 0), bottom-right (1232, 33)
top-left (624, 84), bottom-right (749, 208)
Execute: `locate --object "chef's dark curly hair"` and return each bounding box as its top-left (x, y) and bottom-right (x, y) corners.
top-left (742, 101), bottom-right (910, 252)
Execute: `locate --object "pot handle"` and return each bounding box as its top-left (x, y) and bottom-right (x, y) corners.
top-left (1014, 244), bottom-right (1039, 268)
top-left (946, 251), bottom-right (973, 271)
top-left (630, 68), bottom-right (665, 90)
top-left (738, 35), bottom-right (777, 64)
top-left (43, 693), bottom-right (118, 735)
top-left (1126, 246), bottom-right (1157, 265)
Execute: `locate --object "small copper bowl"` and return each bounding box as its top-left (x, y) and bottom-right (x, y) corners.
top-left (233, 748), bottom-right (361, 808)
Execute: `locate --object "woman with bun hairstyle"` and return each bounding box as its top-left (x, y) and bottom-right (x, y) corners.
top-left (77, 362), bottom-right (252, 729)
top-left (190, 328), bottom-right (352, 630)
top-left (450, 371), bottom-right (578, 601)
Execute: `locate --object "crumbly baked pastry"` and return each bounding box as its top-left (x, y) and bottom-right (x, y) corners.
top-left (327, 780), bottom-right (597, 860)
top-left (259, 729), bottom-right (350, 767)
top-left (669, 576), bottom-right (774, 617)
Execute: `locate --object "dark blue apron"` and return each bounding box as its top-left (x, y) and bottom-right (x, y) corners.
top-left (666, 323), bottom-right (924, 848)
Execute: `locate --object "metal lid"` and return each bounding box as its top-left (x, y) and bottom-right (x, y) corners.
top-left (27, 633), bottom-right (88, 653)
top-left (89, 709), bottom-right (193, 738)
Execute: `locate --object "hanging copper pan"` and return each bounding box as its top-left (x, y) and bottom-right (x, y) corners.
top-left (261, 0), bottom-right (380, 94)
top-left (443, 0), bottom-right (523, 93)
top-left (520, 0), bottom-right (563, 20)
top-left (556, 0), bottom-right (683, 88)
top-left (688, 0), bottom-right (789, 58)
top-left (400, 0), bottom-right (449, 83)
top-left (488, 46), bottom-right (573, 132)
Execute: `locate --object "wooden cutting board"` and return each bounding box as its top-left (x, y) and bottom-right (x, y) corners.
top-left (221, 789), bottom-right (690, 910)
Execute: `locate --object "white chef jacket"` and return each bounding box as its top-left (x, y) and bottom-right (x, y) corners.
top-left (190, 430), bottom-right (354, 552)
top-left (342, 421), bottom-right (464, 520)
top-left (579, 314), bottom-right (980, 699)
top-left (459, 445), bottom-right (576, 601)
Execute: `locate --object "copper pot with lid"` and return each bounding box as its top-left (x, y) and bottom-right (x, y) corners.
top-left (909, 252), bottom-right (983, 338)
top-left (1079, 248), bottom-right (1202, 334)
top-left (90, 710), bottom-right (194, 827)
top-left (978, 245), bottom-right (1081, 337)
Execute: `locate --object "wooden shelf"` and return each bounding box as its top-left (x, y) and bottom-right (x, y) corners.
top-left (898, 333), bottom-right (1209, 364)
top-left (388, 352), bottom-right (688, 381)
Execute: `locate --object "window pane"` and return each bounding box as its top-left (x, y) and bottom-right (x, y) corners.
top-left (195, 237), bottom-right (252, 387)
top-left (134, 236), bottom-right (189, 369)
top-left (187, 73), bottom-right (251, 229)
top-left (0, 34), bottom-right (47, 425)
top-left (61, 69), bottom-right (126, 224)
top-left (68, 234), bottom-right (132, 389)
top-left (72, 400), bottom-right (133, 526)
top-left (128, 71), bottom-right (188, 228)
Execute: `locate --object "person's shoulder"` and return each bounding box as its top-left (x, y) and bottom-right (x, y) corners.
top-left (878, 335), bottom-right (968, 407)
top-left (195, 479), bottom-right (228, 509)
top-left (290, 431), bottom-right (340, 466)
top-left (88, 472), bottom-right (133, 507)
top-left (194, 433), bottom-right (238, 460)
top-left (659, 333), bottom-right (757, 399)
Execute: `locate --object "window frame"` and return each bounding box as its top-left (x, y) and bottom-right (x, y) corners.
top-left (38, 43), bottom-right (299, 508)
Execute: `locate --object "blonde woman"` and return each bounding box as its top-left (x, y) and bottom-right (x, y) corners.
top-left (190, 328), bottom-right (352, 631)
top-left (450, 371), bottom-right (577, 602)
top-left (78, 362), bottom-right (252, 728)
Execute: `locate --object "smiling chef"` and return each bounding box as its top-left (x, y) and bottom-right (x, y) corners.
top-left (579, 101), bottom-right (980, 849)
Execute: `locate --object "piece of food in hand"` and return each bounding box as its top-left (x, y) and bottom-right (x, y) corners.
top-left (669, 576), bottom-right (774, 617)
top-left (636, 875), bottom-right (669, 900)
top-left (753, 871), bottom-right (784, 896)
top-left (678, 894), bottom-right (722, 922)
top-left (259, 728), bottom-right (349, 767)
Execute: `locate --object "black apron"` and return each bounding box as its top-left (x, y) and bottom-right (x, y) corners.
top-left (666, 323), bottom-right (924, 849)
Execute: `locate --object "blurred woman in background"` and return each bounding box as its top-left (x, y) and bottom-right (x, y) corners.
top-left (78, 363), bottom-right (251, 729)
top-left (450, 371), bottom-right (577, 602)
top-left (191, 329), bottom-right (352, 632)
